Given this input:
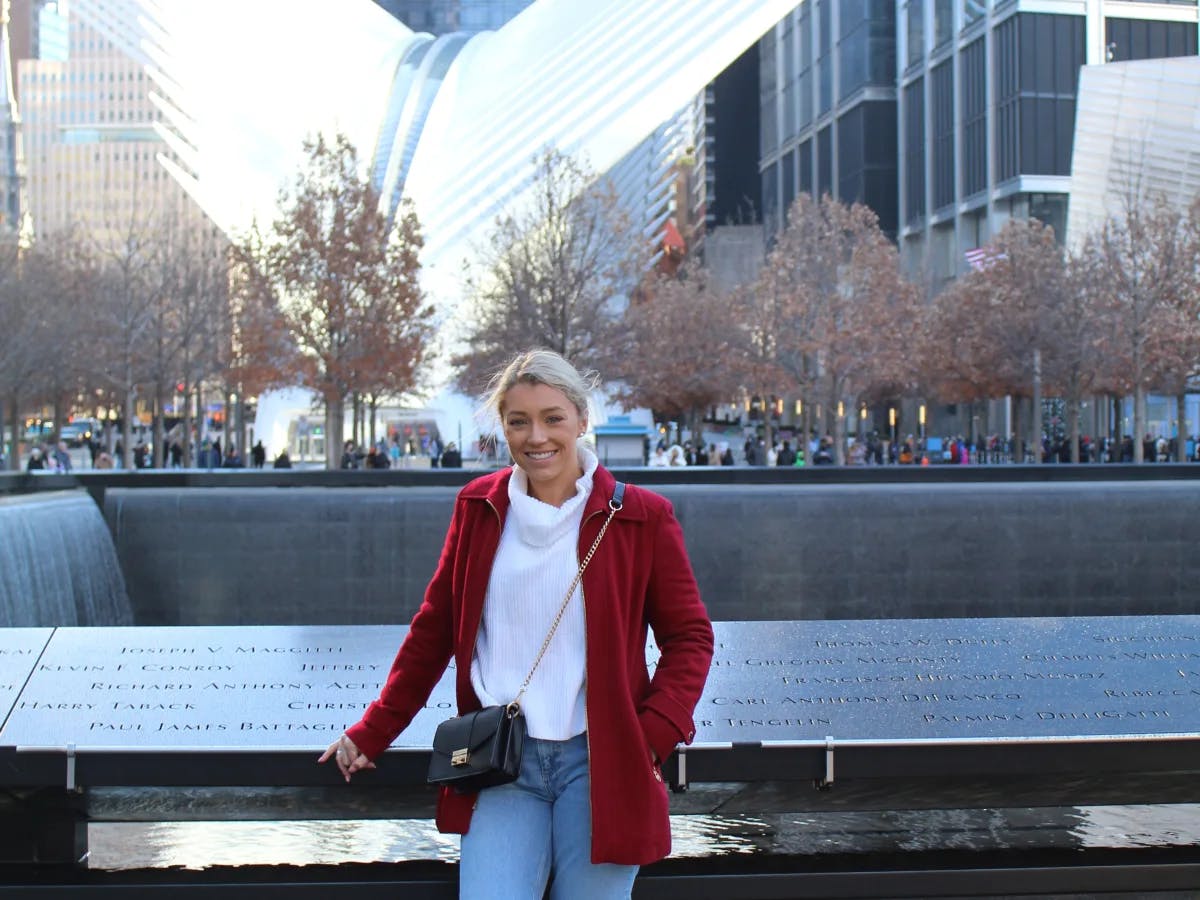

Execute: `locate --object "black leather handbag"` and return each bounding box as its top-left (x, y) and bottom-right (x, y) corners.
top-left (428, 702), bottom-right (526, 793)
top-left (427, 483), bottom-right (624, 794)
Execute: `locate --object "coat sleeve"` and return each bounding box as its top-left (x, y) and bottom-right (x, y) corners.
top-left (636, 498), bottom-right (714, 762)
top-left (344, 497), bottom-right (461, 760)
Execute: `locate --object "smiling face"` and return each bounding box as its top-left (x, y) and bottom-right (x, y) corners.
top-left (502, 380), bottom-right (587, 506)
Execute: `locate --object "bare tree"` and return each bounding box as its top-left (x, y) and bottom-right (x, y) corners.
top-left (1080, 196), bottom-right (1191, 462)
top-left (747, 194), bottom-right (920, 464)
top-left (0, 233), bottom-right (41, 469)
top-left (232, 133), bottom-right (435, 468)
top-left (85, 213), bottom-right (161, 469)
top-left (617, 263), bottom-right (743, 443)
top-left (453, 148), bottom-right (642, 395)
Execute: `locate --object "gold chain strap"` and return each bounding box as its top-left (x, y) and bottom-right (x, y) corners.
top-left (510, 493), bottom-right (623, 712)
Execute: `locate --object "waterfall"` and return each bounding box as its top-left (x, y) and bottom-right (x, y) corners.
top-left (0, 490), bottom-right (133, 626)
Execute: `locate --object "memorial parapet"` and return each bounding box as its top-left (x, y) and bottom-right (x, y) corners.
top-left (1, 617), bottom-right (1199, 789)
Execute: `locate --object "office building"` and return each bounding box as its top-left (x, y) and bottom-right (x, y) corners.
top-left (759, 1), bottom-right (898, 239)
top-left (755, 1), bottom-right (1198, 287)
top-left (17, 5), bottom-right (217, 249)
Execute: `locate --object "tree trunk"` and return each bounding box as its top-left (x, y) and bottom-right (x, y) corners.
top-left (181, 382), bottom-right (193, 469)
top-left (153, 388), bottom-right (165, 469)
top-left (801, 397), bottom-right (812, 465)
top-left (122, 388), bottom-right (136, 470)
top-left (5, 394), bottom-right (17, 471)
top-left (325, 394), bottom-right (344, 469)
top-left (222, 388), bottom-right (233, 459)
top-left (1011, 400), bottom-right (1022, 464)
top-left (1067, 394), bottom-right (1080, 464)
top-left (1030, 348), bottom-right (1042, 463)
top-left (1111, 394), bottom-right (1121, 461)
top-left (1133, 383), bottom-right (1146, 463)
top-left (1176, 392), bottom-right (1187, 462)
top-left (833, 399), bottom-right (846, 466)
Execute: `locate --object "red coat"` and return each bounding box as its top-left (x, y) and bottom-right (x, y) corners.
top-left (345, 464), bottom-right (713, 865)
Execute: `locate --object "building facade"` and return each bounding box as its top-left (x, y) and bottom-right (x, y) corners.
top-left (17, 8), bottom-right (217, 248)
top-left (755, 1), bottom-right (1198, 285)
top-left (897, 0), bottom-right (1196, 288)
top-left (759, 1), bottom-right (898, 239)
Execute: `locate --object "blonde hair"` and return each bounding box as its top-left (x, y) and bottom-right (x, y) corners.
top-left (482, 349), bottom-right (600, 423)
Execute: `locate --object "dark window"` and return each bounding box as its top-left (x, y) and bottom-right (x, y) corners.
top-left (994, 15), bottom-right (1019, 181)
top-left (839, 1), bottom-right (896, 100)
top-left (960, 37), bottom-right (985, 197)
top-left (817, 125), bottom-right (832, 197)
top-left (1106, 17), bottom-right (1198, 62)
top-left (782, 148), bottom-right (797, 215)
top-left (817, 0), bottom-right (833, 114)
top-left (994, 12), bottom-right (1082, 180)
top-left (764, 160), bottom-right (780, 235)
top-left (906, 0), bottom-right (923, 67)
top-left (931, 59), bottom-right (954, 210)
top-left (864, 101), bottom-right (898, 236)
top-left (904, 77), bottom-right (925, 224)
top-left (711, 44), bottom-right (761, 226)
top-left (783, 17), bottom-right (797, 140)
top-left (760, 26), bottom-right (778, 155)
top-left (798, 4), bottom-right (813, 128)
top-left (933, 0), bottom-right (953, 48)
top-left (1029, 193), bottom-right (1068, 243)
top-left (839, 106), bottom-right (865, 204)
top-left (799, 138), bottom-right (813, 196)
top-left (1018, 13), bottom-right (1084, 175)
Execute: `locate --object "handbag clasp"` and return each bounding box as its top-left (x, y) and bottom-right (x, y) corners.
top-left (451, 748), bottom-right (470, 766)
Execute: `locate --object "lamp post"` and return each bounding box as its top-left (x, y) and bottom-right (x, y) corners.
top-left (889, 407), bottom-right (897, 462)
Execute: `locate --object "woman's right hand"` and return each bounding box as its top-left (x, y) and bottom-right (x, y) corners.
top-left (318, 734), bottom-right (376, 783)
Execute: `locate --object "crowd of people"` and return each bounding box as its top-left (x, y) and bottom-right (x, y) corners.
top-left (338, 435), bottom-right (463, 470)
top-left (18, 423), bottom-right (1200, 473)
top-left (640, 429), bottom-right (1200, 468)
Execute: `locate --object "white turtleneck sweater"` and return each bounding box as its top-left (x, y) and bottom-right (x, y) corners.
top-left (470, 446), bottom-right (598, 740)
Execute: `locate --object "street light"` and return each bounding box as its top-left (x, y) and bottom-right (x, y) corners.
top-left (889, 408), bottom-right (897, 461)
top-left (918, 404), bottom-right (926, 443)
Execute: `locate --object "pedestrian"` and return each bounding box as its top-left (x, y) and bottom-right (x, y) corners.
top-left (26, 446), bottom-right (45, 472)
top-left (53, 441), bottom-right (72, 472)
top-left (340, 440), bottom-right (359, 469)
top-left (440, 441), bottom-right (462, 468)
top-left (320, 348), bottom-right (713, 897)
top-left (272, 449), bottom-right (292, 469)
top-left (719, 444), bottom-right (734, 466)
top-left (776, 440), bottom-right (796, 466)
top-left (251, 440), bottom-right (266, 469)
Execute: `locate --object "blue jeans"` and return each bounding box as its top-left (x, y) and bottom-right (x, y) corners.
top-left (459, 732), bottom-right (638, 899)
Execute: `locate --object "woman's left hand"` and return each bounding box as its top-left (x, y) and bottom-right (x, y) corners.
top-left (318, 734), bottom-right (377, 783)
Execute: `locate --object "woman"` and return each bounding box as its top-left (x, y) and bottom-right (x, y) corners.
top-left (321, 349), bottom-right (713, 898)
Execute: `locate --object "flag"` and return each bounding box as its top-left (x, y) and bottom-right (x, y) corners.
top-left (964, 247), bottom-right (1008, 272)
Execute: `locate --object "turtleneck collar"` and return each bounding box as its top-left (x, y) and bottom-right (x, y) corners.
top-left (507, 445), bottom-right (598, 548)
